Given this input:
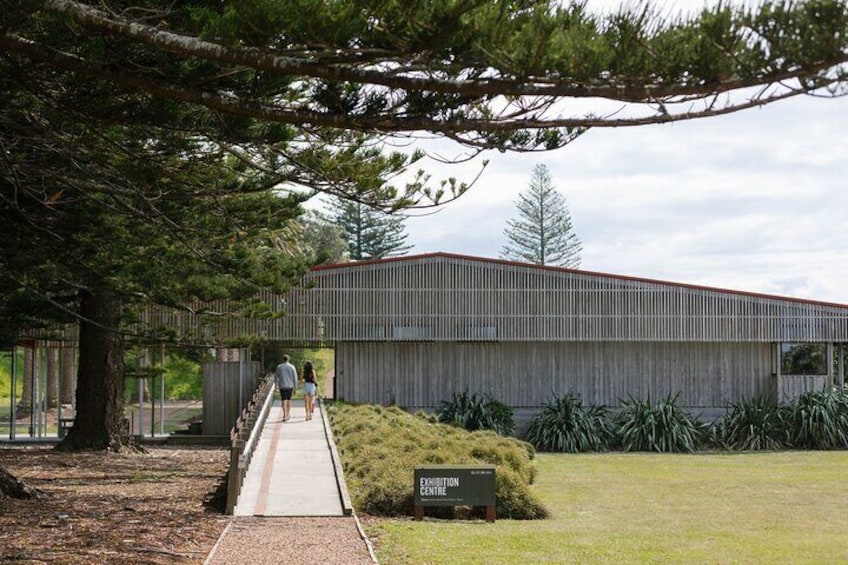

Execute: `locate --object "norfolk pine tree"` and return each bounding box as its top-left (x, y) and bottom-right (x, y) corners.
top-left (1, 1), bottom-right (847, 460)
top-left (501, 164), bottom-right (583, 267)
top-left (298, 210), bottom-right (350, 265)
top-left (327, 199), bottom-right (412, 260)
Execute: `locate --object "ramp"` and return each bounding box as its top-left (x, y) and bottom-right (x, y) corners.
top-left (233, 399), bottom-right (348, 517)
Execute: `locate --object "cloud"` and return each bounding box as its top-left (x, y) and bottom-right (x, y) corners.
top-left (405, 92), bottom-right (848, 303)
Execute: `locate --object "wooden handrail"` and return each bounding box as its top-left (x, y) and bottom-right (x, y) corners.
top-left (225, 374), bottom-right (274, 514)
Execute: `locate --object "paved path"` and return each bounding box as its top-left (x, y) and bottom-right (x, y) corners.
top-left (205, 399), bottom-right (377, 564)
top-left (234, 398), bottom-right (345, 517)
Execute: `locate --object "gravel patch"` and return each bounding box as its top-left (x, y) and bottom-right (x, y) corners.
top-left (205, 517), bottom-right (375, 565)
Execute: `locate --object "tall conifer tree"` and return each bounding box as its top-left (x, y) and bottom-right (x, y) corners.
top-left (501, 164), bottom-right (582, 267)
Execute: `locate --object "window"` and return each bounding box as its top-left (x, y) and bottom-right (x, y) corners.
top-left (392, 325), bottom-right (431, 339)
top-left (466, 325), bottom-right (497, 340)
top-left (780, 343), bottom-right (827, 375)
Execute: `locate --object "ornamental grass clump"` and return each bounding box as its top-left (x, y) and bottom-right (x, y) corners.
top-left (435, 390), bottom-right (515, 436)
top-left (327, 402), bottom-right (547, 519)
top-left (786, 389), bottom-right (848, 449)
top-left (523, 391), bottom-right (613, 452)
top-left (615, 393), bottom-right (704, 453)
top-left (711, 395), bottom-right (787, 451)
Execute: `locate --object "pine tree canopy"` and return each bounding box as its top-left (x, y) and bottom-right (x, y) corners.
top-left (3, 1), bottom-right (846, 158)
top-left (501, 164), bottom-right (583, 267)
top-left (326, 199), bottom-right (413, 261)
top-left (297, 211), bottom-right (350, 265)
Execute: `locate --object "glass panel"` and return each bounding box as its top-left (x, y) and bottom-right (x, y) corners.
top-left (780, 343), bottom-right (827, 375)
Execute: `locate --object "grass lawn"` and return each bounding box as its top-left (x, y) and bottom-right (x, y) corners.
top-left (368, 451), bottom-right (848, 564)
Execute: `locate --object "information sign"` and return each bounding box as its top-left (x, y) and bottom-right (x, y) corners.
top-left (413, 465), bottom-right (496, 522)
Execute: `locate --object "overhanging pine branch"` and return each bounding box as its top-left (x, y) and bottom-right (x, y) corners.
top-left (0, 32), bottom-right (816, 143)
top-left (39, 0), bottom-right (848, 103)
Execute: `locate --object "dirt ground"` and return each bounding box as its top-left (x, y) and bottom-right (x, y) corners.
top-left (0, 444), bottom-right (231, 564)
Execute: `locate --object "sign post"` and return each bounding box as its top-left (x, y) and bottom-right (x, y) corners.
top-left (413, 465), bottom-right (496, 522)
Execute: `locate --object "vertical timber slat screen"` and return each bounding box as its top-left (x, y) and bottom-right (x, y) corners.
top-left (202, 361), bottom-right (261, 435)
top-left (130, 253), bottom-right (848, 346)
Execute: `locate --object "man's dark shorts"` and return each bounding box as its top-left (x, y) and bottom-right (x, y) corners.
top-left (280, 388), bottom-right (293, 400)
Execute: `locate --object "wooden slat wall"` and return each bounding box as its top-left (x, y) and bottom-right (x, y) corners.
top-left (777, 375), bottom-right (828, 406)
top-left (19, 255), bottom-right (848, 346)
top-left (335, 341), bottom-right (774, 411)
top-left (134, 255), bottom-right (848, 345)
top-left (201, 361), bottom-right (261, 435)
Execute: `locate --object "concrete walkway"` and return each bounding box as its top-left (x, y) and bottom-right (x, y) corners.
top-left (205, 398), bottom-right (376, 564)
top-left (233, 398), bottom-right (347, 517)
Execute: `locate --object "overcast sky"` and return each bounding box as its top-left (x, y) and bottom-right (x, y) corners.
top-left (395, 1), bottom-right (848, 305)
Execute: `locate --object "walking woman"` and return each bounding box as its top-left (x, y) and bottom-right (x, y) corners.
top-left (301, 360), bottom-right (318, 421)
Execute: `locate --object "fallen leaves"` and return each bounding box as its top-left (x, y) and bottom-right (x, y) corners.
top-left (0, 445), bottom-right (230, 564)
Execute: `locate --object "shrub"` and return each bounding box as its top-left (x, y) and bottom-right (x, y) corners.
top-left (435, 390), bottom-right (515, 436)
top-left (328, 402), bottom-right (547, 519)
top-left (616, 393), bottom-right (704, 453)
top-left (163, 354), bottom-right (202, 400)
top-left (469, 435), bottom-right (538, 485)
top-left (711, 396), bottom-right (786, 451)
top-left (523, 391), bottom-right (613, 452)
top-left (786, 389), bottom-right (848, 449)
top-left (0, 350), bottom-right (23, 399)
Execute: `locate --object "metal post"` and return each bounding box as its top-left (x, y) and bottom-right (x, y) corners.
top-left (42, 344), bottom-right (49, 437)
top-left (10, 346), bottom-right (17, 440)
top-left (29, 343), bottom-right (36, 437)
top-left (57, 347), bottom-right (63, 439)
top-left (38, 344), bottom-right (45, 438)
top-left (56, 343), bottom-right (73, 439)
top-left (72, 345), bottom-right (77, 414)
top-left (150, 375), bottom-right (155, 438)
top-left (159, 343), bottom-right (165, 436)
top-left (137, 374), bottom-right (144, 438)
top-left (827, 342), bottom-right (835, 390)
top-left (238, 349), bottom-right (244, 413)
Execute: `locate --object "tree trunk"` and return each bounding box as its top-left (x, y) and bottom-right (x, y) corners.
top-left (60, 346), bottom-right (76, 405)
top-left (46, 346), bottom-right (58, 408)
top-left (56, 289), bottom-right (127, 451)
top-left (0, 464), bottom-right (44, 499)
top-left (17, 345), bottom-right (33, 411)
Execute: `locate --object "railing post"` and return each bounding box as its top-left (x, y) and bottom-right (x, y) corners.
top-left (226, 437), bottom-right (244, 514)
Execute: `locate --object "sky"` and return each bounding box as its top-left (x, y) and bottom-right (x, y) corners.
top-left (394, 1), bottom-right (848, 305)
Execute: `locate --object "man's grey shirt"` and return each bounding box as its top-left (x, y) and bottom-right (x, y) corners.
top-left (275, 362), bottom-right (297, 390)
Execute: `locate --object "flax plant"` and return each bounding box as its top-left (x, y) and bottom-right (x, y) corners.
top-left (616, 393), bottom-right (704, 453)
top-left (435, 390), bottom-right (515, 436)
top-left (523, 391), bottom-right (613, 452)
top-left (711, 395), bottom-right (786, 451)
top-left (787, 389), bottom-right (848, 449)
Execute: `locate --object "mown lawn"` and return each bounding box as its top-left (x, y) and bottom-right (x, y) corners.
top-left (368, 451), bottom-right (848, 564)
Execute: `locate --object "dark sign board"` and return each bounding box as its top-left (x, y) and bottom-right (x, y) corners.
top-left (414, 465), bottom-right (496, 507)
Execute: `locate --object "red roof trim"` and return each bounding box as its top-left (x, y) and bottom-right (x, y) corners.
top-left (310, 252), bottom-right (848, 310)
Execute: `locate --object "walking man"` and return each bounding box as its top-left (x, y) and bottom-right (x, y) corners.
top-left (275, 355), bottom-right (297, 421)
